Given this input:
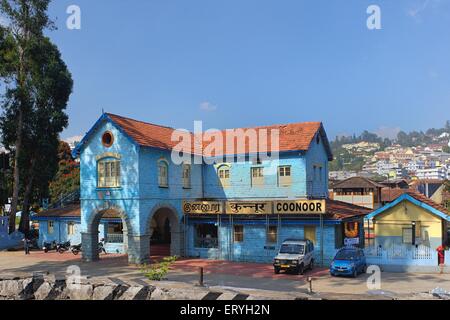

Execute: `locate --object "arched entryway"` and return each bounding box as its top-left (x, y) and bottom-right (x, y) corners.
top-left (82, 208), bottom-right (130, 262)
top-left (148, 205), bottom-right (181, 258)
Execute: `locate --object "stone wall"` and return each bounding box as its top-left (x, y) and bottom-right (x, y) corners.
top-left (0, 274), bottom-right (296, 300)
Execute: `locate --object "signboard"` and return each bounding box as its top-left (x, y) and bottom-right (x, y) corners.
top-left (183, 201), bottom-right (223, 215)
top-left (225, 201), bottom-right (272, 215)
top-left (344, 237), bottom-right (360, 246)
top-left (274, 200), bottom-right (326, 214)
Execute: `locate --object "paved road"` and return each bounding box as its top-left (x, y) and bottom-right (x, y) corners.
top-left (1, 251), bottom-right (449, 299)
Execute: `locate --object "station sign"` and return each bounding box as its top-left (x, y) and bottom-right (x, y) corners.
top-left (183, 201), bottom-right (223, 214)
top-left (273, 200), bottom-right (326, 214)
top-left (225, 201), bottom-right (272, 215)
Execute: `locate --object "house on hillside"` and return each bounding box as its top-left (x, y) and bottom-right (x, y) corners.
top-left (330, 177), bottom-right (384, 209)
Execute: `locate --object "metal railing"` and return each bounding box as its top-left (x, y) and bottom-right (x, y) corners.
top-left (106, 233), bottom-right (124, 244)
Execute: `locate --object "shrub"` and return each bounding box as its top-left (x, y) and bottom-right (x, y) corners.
top-left (141, 256), bottom-right (178, 281)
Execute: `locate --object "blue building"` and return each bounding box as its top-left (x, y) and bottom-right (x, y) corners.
top-left (33, 204), bottom-right (125, 254)
top-left (41, 113), bottom-right (369, 265)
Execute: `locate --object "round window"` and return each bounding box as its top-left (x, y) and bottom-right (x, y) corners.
top-left (102, 131), bottom-right (114, 147)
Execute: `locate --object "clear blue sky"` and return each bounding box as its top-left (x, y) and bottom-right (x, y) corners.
top-left (45, 0), bottom-right (450, 141)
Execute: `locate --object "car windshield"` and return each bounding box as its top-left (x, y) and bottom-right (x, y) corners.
top-left (335, 250), bottom-right (358, 260)
top-left (280, 244), bottom-right (304, 254)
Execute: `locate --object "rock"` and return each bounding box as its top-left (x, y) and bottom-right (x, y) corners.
top-left (118, 286), bottom-right (145, 300)
top-left (66, 283), bottom-right (93, 300)
top-left (19, 278), bottom-right (34, 300)
top-left (0, 280), bottom-right (22, 297)
top-left (34, 282), bottom-right (53, 300)
top-left (150, 287), bottom-right (209, 300)
top-left (92, 285), bottom-right (117, 300)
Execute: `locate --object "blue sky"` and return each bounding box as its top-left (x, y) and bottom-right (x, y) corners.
top-left (43, 0), bottom-right (450, 141)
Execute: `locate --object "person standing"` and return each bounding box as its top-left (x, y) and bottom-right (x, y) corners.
top-left (23, 235), bottom-right (30, 255)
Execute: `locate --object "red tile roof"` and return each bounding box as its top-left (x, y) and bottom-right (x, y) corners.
top-left (403, 191), bottom-right (450, 216)
top-left (33, 204), bottom-right (121, 219)
top-left (107, 113), bottom-right (331, 158)
top-left (325, 199), bottom-right (372, 220)
top-left (381, 187), bottom-right (415, 203)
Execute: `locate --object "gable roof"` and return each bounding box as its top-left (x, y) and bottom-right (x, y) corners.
top-left (73, 113), bottom-right (333, 160)
top-left (366, 191), bottom-right (450, 221)
top-left (331, 176), bottom-right (385, 190)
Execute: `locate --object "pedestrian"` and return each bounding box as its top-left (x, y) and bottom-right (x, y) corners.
top-left (23, 235), bottom-right (30, 255)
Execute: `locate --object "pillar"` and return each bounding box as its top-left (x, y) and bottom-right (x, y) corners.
top-left (127, 234), bottom-right (150, 265)
top-left (81, 232), bottom-right (99, 262)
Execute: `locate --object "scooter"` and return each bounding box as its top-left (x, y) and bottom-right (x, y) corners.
top-left (43, 240), bottom-right (57, 253)
top-left (71, 244), bottom-right (82, 255)
top-left (57, 241), bottom-right (71, 254)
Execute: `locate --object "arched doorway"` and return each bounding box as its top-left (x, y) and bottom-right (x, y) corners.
top-left (148, 206), bottom-right (181, 257)
top-left (82, 208), bottom-right (129, 262)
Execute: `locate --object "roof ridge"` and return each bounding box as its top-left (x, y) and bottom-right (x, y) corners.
top-left (106, 113), bottom-right (177, 131)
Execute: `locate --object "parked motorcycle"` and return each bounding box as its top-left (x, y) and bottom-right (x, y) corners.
top-left (71, 244), bottom-right (82, 255)
top-left (57, 241), bottom-right (71, 254)
top-left (43, 240), bottom-right (57, 253)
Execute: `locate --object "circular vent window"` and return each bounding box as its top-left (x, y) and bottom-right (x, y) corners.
top-left (102, 131), bottom-right (114, 147)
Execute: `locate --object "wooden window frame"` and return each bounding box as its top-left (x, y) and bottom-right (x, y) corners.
top-left (233, 225), bottom-right (244, 243)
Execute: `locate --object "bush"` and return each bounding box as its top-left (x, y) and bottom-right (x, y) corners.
top-left (141, 256), bottom-right (178, 281)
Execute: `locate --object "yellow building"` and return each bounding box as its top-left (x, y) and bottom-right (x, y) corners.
top-left (366, 192), bottom-right (450, 249)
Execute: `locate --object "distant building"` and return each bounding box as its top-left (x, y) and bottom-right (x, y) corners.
top-left (416, 167), bottom-right (447, 180)
top-left (330, 177), bottom-right (385, 209)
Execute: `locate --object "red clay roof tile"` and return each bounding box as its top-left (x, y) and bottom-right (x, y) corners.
top-left (106, 113), bottom-right (329, 157)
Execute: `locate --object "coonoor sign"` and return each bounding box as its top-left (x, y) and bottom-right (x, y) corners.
top-left (274, 200), bottom-right (326, 214)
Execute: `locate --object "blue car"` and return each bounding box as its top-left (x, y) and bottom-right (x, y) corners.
top-left (330, 247), bottom-right (366, 278)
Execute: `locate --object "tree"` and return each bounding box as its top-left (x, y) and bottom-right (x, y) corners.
top-left (49, 141), bottom-right (80, 203)
top-left (0, 0), bottom-right (72, 233)
top-left (16, 37), bottom-right (73, 233)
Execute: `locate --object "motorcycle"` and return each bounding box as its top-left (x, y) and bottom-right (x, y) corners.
top-left (43, 240), bottom-right (57, 253)
top-left (57, 241), bottom-right (71, 254)
top-left (70, 244), bottom-right (82, 255)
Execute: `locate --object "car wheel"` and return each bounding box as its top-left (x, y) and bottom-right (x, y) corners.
top-left (353, 269), bottom-right (358, 278)
top-left (274, 268), bottom-right (280, 274)
top-left (298, 264), bottom-right (304, 275)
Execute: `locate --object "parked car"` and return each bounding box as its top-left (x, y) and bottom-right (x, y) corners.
top-left (273, 239), bottom-right (314, 275)
top-left (330, 247), bottom-right (366, 278)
